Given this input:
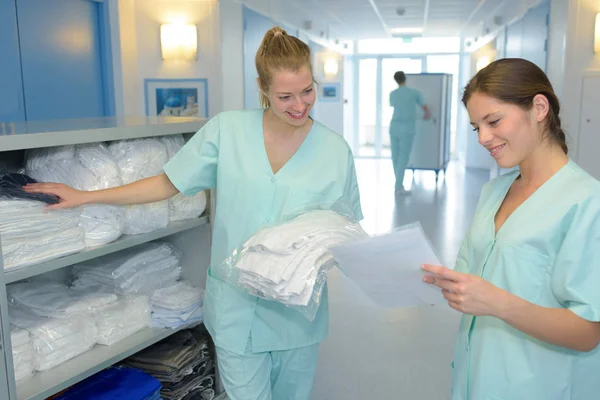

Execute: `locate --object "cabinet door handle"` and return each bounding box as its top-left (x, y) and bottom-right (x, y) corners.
top-left (0, 122), bottom-right (5, 135)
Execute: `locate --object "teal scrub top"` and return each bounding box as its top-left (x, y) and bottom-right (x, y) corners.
top-left (163, 109), bottom-right (363, 356)
top-left (389, 86), bottom-right (424, 122)
top-left (451, 160), bottom-right (600, 400)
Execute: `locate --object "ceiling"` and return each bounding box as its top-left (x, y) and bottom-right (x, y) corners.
top-left (270, 0), bottom-right (544, 41)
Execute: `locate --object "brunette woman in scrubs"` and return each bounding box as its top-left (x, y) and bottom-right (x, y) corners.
top-left (422, 58), bottom-right (600, 400)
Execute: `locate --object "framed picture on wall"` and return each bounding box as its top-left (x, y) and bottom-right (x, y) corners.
top-left (319, 82), bottom-right (341, 102)
top-left (144, 78), bottom-right (209, 118)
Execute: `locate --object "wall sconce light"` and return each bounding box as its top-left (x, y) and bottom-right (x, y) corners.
top-left (323, 57), bottom-right (339, 77)
top-left (595, 13), bottom-right (600, 53)
top-left (160, 23), bottom-right (197, 60)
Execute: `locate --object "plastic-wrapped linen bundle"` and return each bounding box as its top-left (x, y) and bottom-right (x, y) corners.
top-left (11, 327), bottom-right (34, 381)
top-left (160, 135), bottom-right (207, 222)
top-left (75, 143), bottom-right (123, 190)
top-left (216, 209), bottom-right (368, 320)
top-left (92, 296), bottom-right (152, 346)
top-left (108, 138), bottom-right (170, 234)
top-left (24, 146), bottom-right (75, 171)
top-left (0, 200), bottom-right (85, 270)
top-left (151, 281), bottom-right (204, 329)
top-left (25, 145), bottom-right (125, 247)
top-left (71, 242), bottom-right (182, 296)
top-left (7, 280), bottom-right (117, 319)
top-left (9, 307), bottom-right (97, 372)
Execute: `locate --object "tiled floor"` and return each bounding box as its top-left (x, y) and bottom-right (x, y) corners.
top-left (311, 158), bottom-right (489, 400)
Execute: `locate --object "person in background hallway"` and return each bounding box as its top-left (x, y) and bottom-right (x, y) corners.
top-left (422, 58), bottom-right (600, 400)
top-left (389, 71), bottom-right (431, 195)
top-left (23, 26), bottom-right (363, 400)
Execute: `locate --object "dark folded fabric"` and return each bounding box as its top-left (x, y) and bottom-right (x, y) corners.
top-left (0, 172), bottom-right (59, 204)
top-left (124, 329), bottom-right (216, 400)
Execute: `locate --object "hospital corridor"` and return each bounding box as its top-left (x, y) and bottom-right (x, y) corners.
top-left (1, 0), bottom-right (600, 399)
top-left (313, 160), bottom-right (488, 399)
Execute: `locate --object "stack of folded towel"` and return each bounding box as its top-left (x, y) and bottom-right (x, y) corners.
top-left (11, 327), bottom-right (34, 380)
top-left (71, 242), bottom-right (181, 296)
top-left (151, 281), bottom-right (204, 329)
top-left (9, 307), bottom-right (97, 372)
top-left (230, 210), bottom-right (367, 307)
top-left (7, 280), bottom-right (117, 318)
top-left (0, 199), bottom-right (85, 271)
top-left (108, 139), bottom-right (169, 234)
top-left (93, 296), bottom-right (152, 346)
top-left (25, 145), bottom-right (125, 248)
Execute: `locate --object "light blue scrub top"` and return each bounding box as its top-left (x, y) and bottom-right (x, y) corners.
top-left (163, 109), bottom-right (363, 356)
top-left (389, 86), bottom-right (424, 123)
top-left (451, 160), bottom-right (600, 400)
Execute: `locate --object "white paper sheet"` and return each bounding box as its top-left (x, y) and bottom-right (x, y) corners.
top-left (329, 222), bottom-right (446, 308)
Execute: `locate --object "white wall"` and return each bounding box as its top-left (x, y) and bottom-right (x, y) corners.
top-left (312, 51), bottom-right (345, 135)
top-left (219, 0), bottom-right (244, 111)
top-left (547, 0), bottom-right (600, 178)
top-left (112, 0), bottom-right (223, 117)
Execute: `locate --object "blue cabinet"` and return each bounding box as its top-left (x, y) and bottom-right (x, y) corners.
top-left (0, 0), bottom-right (25, 123)
top-left (0, 0), bottom-right (112, 124)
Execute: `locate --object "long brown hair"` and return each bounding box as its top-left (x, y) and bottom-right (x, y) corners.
top-left (255, 27), bottom-right (312, 108)
top-left (462, 58), bottom-right (567, 154)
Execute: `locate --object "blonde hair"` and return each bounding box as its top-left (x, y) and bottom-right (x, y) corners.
top-left (255, 26), bottom-right (313, 108)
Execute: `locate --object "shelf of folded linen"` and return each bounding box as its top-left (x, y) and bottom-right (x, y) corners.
top-left (16, 325), bottom-right (178, 400)
top-left (3, 216), bottom-right (208, 284)
top-left (5, 245), bottom-right (204, 399)
top-left (123, 329), bottom-right (216, 400)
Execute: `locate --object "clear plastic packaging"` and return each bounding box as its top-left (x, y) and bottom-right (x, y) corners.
top-left (71, 242), bottom-right (182, 295)
top-left (0, 200), bottom-right (86, 270)
top-left (9, 307), bottom-right (97, 372)
top-left (11, 327), bottom-right (34, 381)
top-left (214, 205), bottom-right (368, 320)
top-left (93, 296), bottom-right (152, 346)
top-left (24, 146), bottom-right (76, 171)
top-left (108, 138), bottom-right (169, 234)
top-left (7, 279), bottom-right (117, 319)
top-left (75, 143), bottom-right (123, 190)
top-left (25, 146), bottom-right (125, 247)
top-left (160, 135), bottom-right (207, 221)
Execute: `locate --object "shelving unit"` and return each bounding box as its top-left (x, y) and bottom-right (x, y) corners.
top-left (0, 116), bottom-right (223, 399)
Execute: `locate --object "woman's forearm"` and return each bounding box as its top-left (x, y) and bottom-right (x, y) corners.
top-left (83, 173), bottom-right (179, 205)
top-left (496, 293), bottom-right (600, 352)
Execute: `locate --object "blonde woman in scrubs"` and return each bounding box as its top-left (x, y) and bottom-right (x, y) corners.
top-left (24, 27), bottom-right (363, 400)
top-left (422, 58), bottom-right (600, 400)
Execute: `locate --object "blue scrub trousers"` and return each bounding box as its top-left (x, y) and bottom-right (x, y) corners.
top-left (389, 120), bottom-right (416, 191)
top-left (216, 338), bottom-right (320, 400)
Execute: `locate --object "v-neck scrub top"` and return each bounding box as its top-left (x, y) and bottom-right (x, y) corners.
top-left (163, 109), bottom-right (363, 356)
top-left (451, 159), bottom-right (600, 400)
